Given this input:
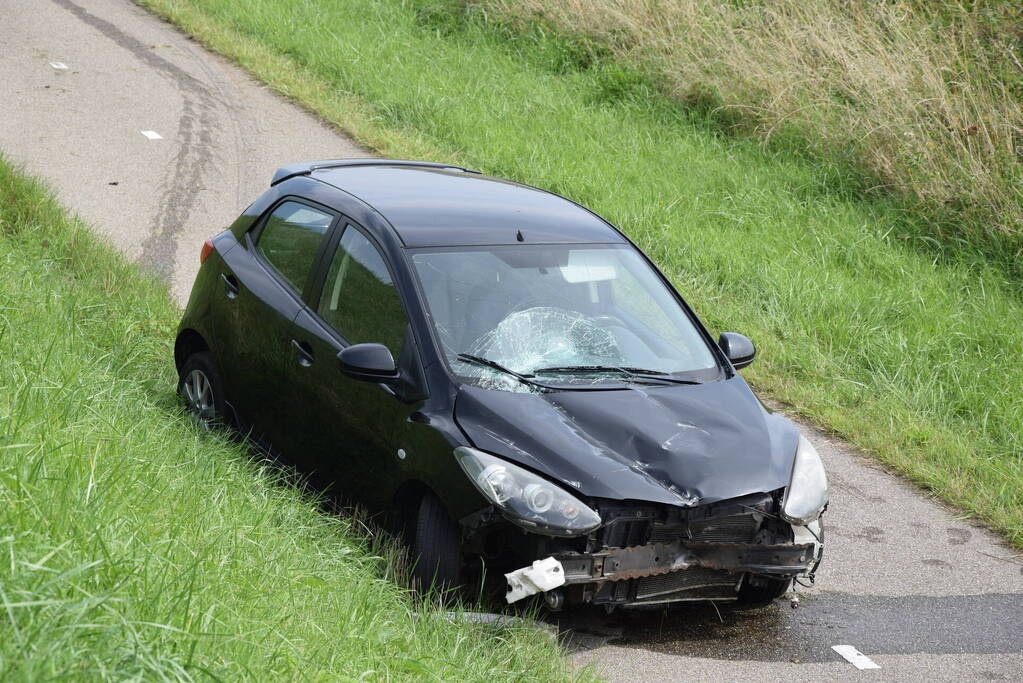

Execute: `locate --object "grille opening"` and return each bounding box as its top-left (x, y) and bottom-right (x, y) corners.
top-left (634, 567), bottom-right (739, 602)
top-left (650, 513), bottom-right (762, 545)
top-left (600, 519), bottom-right (651, 548)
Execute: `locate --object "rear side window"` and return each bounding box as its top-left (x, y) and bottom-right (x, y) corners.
top-left (317, 226), bottom-right (408, 356)
top-left (256, 201), bottom-right (333, 293)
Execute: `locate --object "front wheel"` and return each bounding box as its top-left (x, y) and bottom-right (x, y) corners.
top-left (409, 493), bottom-right (463, 594)
top-left (178, 351), bottom-right (226, 429)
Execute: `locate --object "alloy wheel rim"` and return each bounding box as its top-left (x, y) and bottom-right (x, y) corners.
top-left (182, 368), bottom-right (215, 428)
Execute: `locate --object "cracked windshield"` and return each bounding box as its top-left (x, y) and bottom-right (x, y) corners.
top-left (412, 244), bottom-right (719, 392)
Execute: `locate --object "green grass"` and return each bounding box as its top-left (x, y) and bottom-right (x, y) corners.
top-left (135, 0), bottom-right (1023, 547)
top-left (470, 0), bottom-right (1023, 251)
top-left (0, 157), bottom-right (579, 679)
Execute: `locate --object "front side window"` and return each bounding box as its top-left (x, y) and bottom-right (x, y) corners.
top-left (411, 244), bottom-right (719, 391)
top-left (256, 201), bottom-right (334, 292)
top-left (317, 226), bottom-right (407, 356)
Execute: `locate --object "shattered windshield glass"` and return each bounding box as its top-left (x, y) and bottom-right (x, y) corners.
top-left (411, 244), bottom-right (719, 392)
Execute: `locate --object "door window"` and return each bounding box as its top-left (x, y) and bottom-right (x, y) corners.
top-left (256, 201), bottom-right (334, 292)
top-left (317, 226), bottom-right (407, 356)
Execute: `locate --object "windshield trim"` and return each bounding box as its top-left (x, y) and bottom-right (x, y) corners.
top-left (403, 242), bottom-right (725, 390)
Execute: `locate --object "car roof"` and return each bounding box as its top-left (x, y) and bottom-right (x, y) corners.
top-left (304, 162), bottom-right (627, 248)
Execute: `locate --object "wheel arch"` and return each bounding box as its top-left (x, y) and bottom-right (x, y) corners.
top-left (393, 479), bottom-right (443, 538)
top-left (174, 328), bottom-right (210, 372)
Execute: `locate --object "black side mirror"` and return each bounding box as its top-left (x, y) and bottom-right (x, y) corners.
top-left (338, 343), bottom-right (400, 383)
top-left (718, 332), bottom-right (756, 370)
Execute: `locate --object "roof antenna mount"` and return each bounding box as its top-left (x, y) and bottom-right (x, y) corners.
top-left (516, 230), bottom-right (524, 242)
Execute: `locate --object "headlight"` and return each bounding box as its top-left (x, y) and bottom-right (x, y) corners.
top-left (455, 447), bottom-right (602, 536)
top-left (781, 435), bottom-right (829, 525)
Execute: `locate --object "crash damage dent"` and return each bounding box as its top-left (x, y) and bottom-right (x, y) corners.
top-left (451, 307), bottom-right (821, 607)
top-left (487, 493), bottom-right (825, 607)
top-left (455, 380), bottom-right (799, 508)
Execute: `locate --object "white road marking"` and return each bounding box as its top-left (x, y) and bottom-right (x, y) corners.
top-left (832, 645), bottom-right (881, 670)
top-left (139, 130), bottom-right (163, 140)
top-left (49, 62), bottom-right (68, 70)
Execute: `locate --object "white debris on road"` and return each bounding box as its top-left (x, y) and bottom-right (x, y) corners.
top-left (49, 62), bottom-right (68, 69)
top-left (139, 130), bottom-right (163, 140)
top-left (505, 556), bottom-right (566, 603)
top-left (832, 645), bottom-right (881, 670)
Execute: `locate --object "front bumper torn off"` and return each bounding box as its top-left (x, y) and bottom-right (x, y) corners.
top-left (556, 540), bottom-right (816, 584)
top-left (502, 540), bottom-right (816, 604)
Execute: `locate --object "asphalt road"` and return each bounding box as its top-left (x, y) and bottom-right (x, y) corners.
top-left (2, 1), bottom-right (1021, 680)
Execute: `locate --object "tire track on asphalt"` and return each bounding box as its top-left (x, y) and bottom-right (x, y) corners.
top-left (179, 36), bottom-right (250, 211)
top-left (52, 0), bottom-right (218, 281)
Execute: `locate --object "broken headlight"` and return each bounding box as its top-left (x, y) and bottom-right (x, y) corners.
top-left (454, 447), bottom-right (602, 536)
top-left (781, 434), bottom-right (829, 525)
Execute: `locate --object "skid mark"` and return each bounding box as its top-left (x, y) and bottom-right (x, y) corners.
top-left (51, 0), bottom-right (220, 281)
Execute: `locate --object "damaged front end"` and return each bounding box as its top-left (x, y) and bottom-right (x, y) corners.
top-left (464, 491), bottom-right (823, 609)
top-left (453, 391), bottom-right (827, 609)
top-left (556, 493), bottom-right (823, 608)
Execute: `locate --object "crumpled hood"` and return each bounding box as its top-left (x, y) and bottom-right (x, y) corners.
top-left (454, 376), bottom-right (799, 507)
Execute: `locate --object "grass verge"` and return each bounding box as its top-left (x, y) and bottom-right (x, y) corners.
top-left (0, 156), bottom-right (577, 679)
top-left (134, 0), bottom-right (1023, 547)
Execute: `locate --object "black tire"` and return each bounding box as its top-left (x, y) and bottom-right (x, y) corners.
top-left (410, 493), bottom-right (463, 593)
top-left (178, 351), bottom-right (227, 429)
top-left (736, 574), bottom-right (791, 606)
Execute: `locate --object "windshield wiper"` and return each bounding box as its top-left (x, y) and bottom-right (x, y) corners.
top-left (456, 353), bottom-right (549, 390)
top-left (532, 365), bottom-right (703, 385)
top-left (456, 355), bottom-right (699, 391)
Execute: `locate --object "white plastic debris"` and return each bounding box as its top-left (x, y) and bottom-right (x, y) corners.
top-left (832, 645), bottom-right (880, 670)
top-left (505, 556), bottom-right (566, 604)
top-left (139, 130), bottom-right (163, 140)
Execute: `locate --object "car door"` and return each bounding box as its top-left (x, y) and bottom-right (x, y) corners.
top-left (286, 223), bottom-right (425, 503)
top-left (216, 198), bottom-right (339, 448)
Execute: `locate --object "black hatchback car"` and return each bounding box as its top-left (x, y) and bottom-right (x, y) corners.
top-left (176, 159), bottom-right (827, 610)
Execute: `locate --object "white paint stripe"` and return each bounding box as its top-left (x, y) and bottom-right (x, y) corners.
top-left (49, 62), bottom-right (68, 70)
top-left (832, 645), bottom-right (880, 670)
top-left (139, 130), bottom-right (163, 140)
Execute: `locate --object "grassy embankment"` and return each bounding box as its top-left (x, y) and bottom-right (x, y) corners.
top-left (0, 158), bottom-right (577, 679)
top-left (478, 0), bottom-right (1023, 259)
top-left (136, 0), bottom-right (1023, 546)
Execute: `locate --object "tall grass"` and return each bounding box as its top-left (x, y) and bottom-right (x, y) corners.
top-left (0, 157), bottom-right (578, 680)
top-left (136, 0), bottom-right (1023, 547)
top-left (476, 0), bottom-right (1023, 257)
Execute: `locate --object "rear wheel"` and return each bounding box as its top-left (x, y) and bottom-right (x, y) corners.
top-left (178, 352), bottom-right (226, 429)
top-left (410, 493), bottom-right (462, 593)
